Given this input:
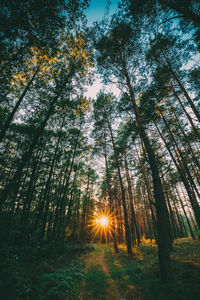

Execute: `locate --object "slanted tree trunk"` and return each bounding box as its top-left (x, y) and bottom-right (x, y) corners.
top-left (81, 172), bottom-right (90, 244)
top-left (135, 143), bottom-right (158, 242)
top-left (170, 104), bottom-right (200, 170)
top-left (104, 132), bottom-right (119, 252)
top-left (39, 126), bottom-right (64, 240)
top-left (170, 84), bottom-right (200, 139)
top-left (106, 120), bottom-right (132, 257)
top-left (20, 145), bottom-right (44, 228)
top-left (66, 165), bottom-right (79, 227)
top-left (0, 66), bottom-right (75, 209)
top-left (120, 52), bottom-right (173, 281)
top-left (162, 52), bottom-right (200, 122)
top-left (161, 112), bottom-right (200, 199)
top-left (155, 120), bottom-right (200, 231)
top-left (124, 151), bottom-right (140, 245)
top-left (0, 70), bottom-right (38, 142)
top-left (175, 185), bottom-right (195, 240)
top-left (51, 149), bottom-right (73, 240)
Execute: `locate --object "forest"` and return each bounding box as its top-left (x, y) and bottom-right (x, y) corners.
top-left (0, 0), bottom-right (200, 299)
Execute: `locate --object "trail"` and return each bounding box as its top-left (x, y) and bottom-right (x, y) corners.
top-left (80, 245), bottom-right (126, 300)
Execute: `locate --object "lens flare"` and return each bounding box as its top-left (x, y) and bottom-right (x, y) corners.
top-left (87, 206), bottom-right (118, 242)
top-left (99, 216), bottom-right (108, 227)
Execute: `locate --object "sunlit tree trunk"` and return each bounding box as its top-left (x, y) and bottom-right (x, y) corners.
top-left (104, 132), bottom-right (118, 253)
top-left (107, 120), bottom-right (132, 257)
top-left (124, 152), bottom-right (140, 246)
top-left (155, 120), bottom-right (200, 231)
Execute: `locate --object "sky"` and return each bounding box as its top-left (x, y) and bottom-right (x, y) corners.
top-left (84, 0), bottom-right (120, 99)
top-left (83, 1), bottom-right (121, 178)
top-left (85, 0), bottom-right (119, 26)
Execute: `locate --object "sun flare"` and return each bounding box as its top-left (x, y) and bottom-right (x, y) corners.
top-left (99, 216), bottom-right (108, 227)
top-left (88, 206), bottom-right (118, 242)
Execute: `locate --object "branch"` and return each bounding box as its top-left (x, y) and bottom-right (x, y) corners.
top-left (154, 15), bottom-right (184, 29)
top-left (161, 162), bottom-right (172, 179)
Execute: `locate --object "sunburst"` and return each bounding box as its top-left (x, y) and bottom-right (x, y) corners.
top-left (98, 216), bottom-right (108, 227)
top-left (88, 205), bottom-right (118, 242)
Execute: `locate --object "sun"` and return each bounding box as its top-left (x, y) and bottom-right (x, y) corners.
top-left (99, 216), bottom-right (108, 227)
top-left (96, 216), bottom-right (109, 228)
top-left (88, 206), bottom-right (118, 242)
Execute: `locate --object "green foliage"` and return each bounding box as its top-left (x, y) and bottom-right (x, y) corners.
top-left (0, 241), bottom-right (95, 300)
top-left (35, 262), bottom-right (83, 300)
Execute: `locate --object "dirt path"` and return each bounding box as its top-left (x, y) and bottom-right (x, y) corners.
top-left (99, 250), bottom-right (125, 300)
top-left (79, 245), bottom-right (126, 300)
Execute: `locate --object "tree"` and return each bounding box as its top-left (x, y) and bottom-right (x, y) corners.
top-left (93, 92), bottom-right (132, 256)
top-left (93, 17), bottom-right (173, 281)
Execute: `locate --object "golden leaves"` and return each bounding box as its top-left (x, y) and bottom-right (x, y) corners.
top-left (66, 33), bottom-right (93, 75)
top-left (80, 97), bottom-right (90, 111)
top-left (10, 32), bottom-right (92, 89)
top-left (10, 47), bottom-right (60, 88)
top-left (28, 47), bottom-right (60, 81)
top-left (155, 102), bottom-right (165, 117)
top-left (10, 73), bottom-right (27, 87)
top-left (74, 97), bottom-right (91, 115)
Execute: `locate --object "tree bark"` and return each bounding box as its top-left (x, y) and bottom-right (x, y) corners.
top-left (124, 151), bottom-right (140, 245)
top-left (107, 119), bottom-right (132, 257)
top-left (120, 52), bottom-right (173, 281)
top-left (162, 53), bottom-right (200, 122)
top-left (0, 70), bottom-right (38, 142)
top-left (155, 120), bottom-right (200, 230)
top-left (0, 66), bottom-right (75, 209)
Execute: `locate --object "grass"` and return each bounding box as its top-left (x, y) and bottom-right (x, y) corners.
top-left (1, 238), bottom-right (200, 299)
top-left (104, 238), bottom-right (200, 300)
top-left (84, 266), bottom-right (109, 299)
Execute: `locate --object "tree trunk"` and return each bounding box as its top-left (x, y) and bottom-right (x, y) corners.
top-left (162, 53), bottom-right (200, 122)
top-left (155, 120), bottom-right (200, 230)
top-left (170, 84), bottom-right (200, 139)
top-left (107, 120), bottom-right (132, 257)
top-left (104, 134), bottom-right (118, 252)
top-left (135, 143), bottom-right (158, 242)
top-left (121, 54), bottom-right (173, 281)
top-left (0, 66), bottom-right (75, 209)
top-left (124, 152), bottom-right (140, 245)
top-left (0, 70), bottom-right (38, 142)
top-left (175, 185), bottom-right (195, 240)
top-left (161, 113), bottom-right (200, 199)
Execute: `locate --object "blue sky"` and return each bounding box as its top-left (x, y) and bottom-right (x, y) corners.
top-left (85, 0), bottom-right (119, 25)
top-left (84, 0), bottom-right (121, 99)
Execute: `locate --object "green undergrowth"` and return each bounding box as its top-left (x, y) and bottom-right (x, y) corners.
top-left (0, 242), bottom-right (94, 300)
top-left (104, 238), bottom-right (200, 300)
top-left (84, 265), bottom-right (109, 299)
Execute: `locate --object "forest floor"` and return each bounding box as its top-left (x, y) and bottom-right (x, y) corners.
top-left (1, 238), bottom-right (200, 299)
top-left (79, 244), bottom-right (125, 300)
top-left (79, 238), bottom-right (200, 300)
